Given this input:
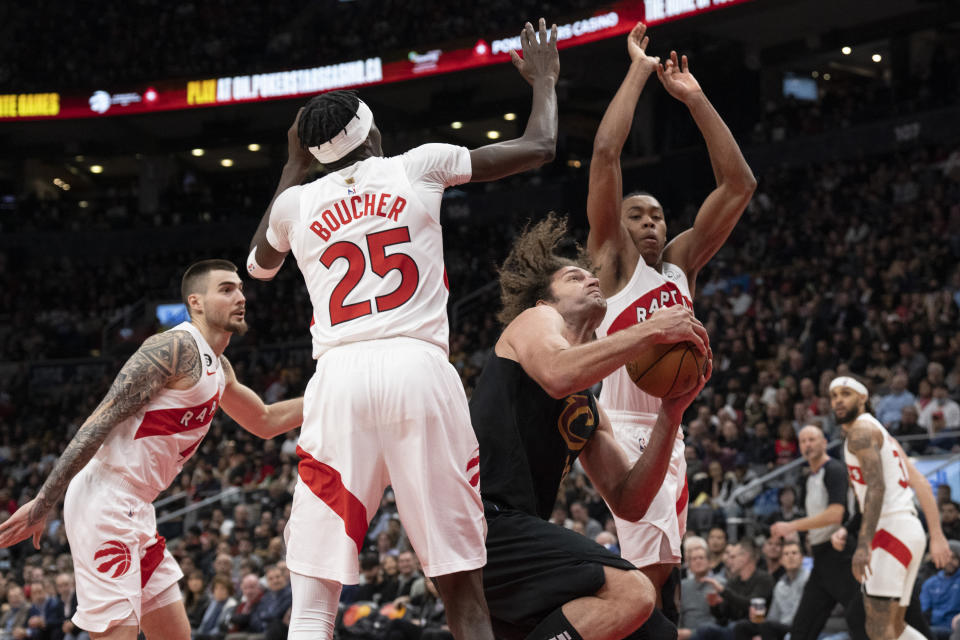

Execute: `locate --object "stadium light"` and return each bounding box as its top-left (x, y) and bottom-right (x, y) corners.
top-left (823, 73), bottom-right (832, 81)
top-left (451, 121), bottom-right (463, 129)
top-left (247, 143), bottom-right (261, 151)
top-left (872, 53), bottom-right (882, 63)
top-left (812, 71), bottom-right (819, 78)
top-left (191, 148), bottom-right (205, 157)
top-left (79, 201), bottom-right (89, 208)
top-left (503, 113), bottom-right (516, 121)
top-left (841, 46), bottom-right (852, 55)
top-left (220, 159), bottom-right (234, 167)
top-left (90, 165), bottom-right (103, 174)
top-left (486, 130), bottom-right (500, 139)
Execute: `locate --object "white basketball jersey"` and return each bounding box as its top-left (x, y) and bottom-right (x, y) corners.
top-left (93, 322), bottom-right (225, 501)
top-left (843, 413), bottom-right (916, 518)
top-left (267, 143), bottom-right (471, 358)
top-left (596, 258), bottom-right (693, 420)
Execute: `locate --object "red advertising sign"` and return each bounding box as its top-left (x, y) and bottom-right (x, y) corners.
top-left (0, 0), bottom-right (753, 121)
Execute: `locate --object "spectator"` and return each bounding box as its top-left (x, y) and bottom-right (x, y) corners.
top-left (50, 572), bottom-right (81, 640)
top-left (349, 551), bottom-right (397, 606)
top-left (393, 551), bottom-right (422, 600)
top-left (758, 536), bottom-right (785, 582)
top-left (921, 540), bottom-right (960, 640)
top-left (707, 527), bottom-right (729, 577)
top-left (732, 540), bottom-right (809, 640)
top-left (892, 405), bottom-right (927, 453)
top-left (250, 565), bottom-right (290, 640)
top-left (24, 580), bottom-right (52, 640)
top-left (183, 570), bottom-right (211, 631)
top-left (694, 538), bottom-right (775, 640)
top-left (224, 573), bottom-right (264, 638)
top-left (195, 576), bottom-right (238, 640)
top-left (568, 501), bottom-right (602, 540)
top-left (1, 584), bottom-right (31, 640)
top-left (765, 487), bottom-right (804, 527)
top-left (680, 536), bottom-right (726, 640)
top-left (943, 502), bottom-right (960, 541)
top-left (875, 371), bottom-right (916, 427)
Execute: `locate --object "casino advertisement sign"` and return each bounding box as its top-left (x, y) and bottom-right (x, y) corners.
top-left (0, 0), bottom-right (753, 121)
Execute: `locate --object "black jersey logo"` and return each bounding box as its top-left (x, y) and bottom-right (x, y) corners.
top-left (203, 353), bottom-right (213, 367)
top-left (557, 394), bottom-right (598, 480)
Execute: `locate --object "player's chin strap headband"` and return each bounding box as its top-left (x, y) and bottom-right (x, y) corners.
top-left (308, 100), bottom-right (374, 164)
top-left (829, 376), bottom-right (869, 398)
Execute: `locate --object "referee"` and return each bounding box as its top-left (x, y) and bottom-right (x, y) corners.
top-left (769, 424), bottom-right (857, 640)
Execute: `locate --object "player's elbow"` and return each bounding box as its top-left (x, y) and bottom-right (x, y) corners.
top-left (539, 371), bottom-right (575, 400)
top-left (728, 171), bottom-right (757, 197)
top-left (591, 134), bottom-right (622, 163)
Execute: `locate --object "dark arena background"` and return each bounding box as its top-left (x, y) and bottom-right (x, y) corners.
top-left (1, 0), bottom-right (960, 638)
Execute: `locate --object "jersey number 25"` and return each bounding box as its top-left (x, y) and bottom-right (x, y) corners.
top-left (320, 227), bottom-right (420, 325)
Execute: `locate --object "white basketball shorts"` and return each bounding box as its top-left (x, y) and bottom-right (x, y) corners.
top-left (64, 459), bottom-right (183, 632)
top-left (607, 412), bottom-right (688, 568)
top-left (285, 337), bottom-right (486, 585)
top-left (863, 512), bottom-right (925, 606)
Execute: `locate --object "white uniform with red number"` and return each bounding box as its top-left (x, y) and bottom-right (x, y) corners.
top-left (843, 413), bottom-right (924, 605)
top-left (266, 144), bottom-right (485, 584)
top-left (66, 321), bottom-right (224, 632)
top-left (596, 259), bottom-right (693, 567)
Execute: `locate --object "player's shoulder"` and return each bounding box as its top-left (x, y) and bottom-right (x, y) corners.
top-left (846, 418), bottom-right (881, 449)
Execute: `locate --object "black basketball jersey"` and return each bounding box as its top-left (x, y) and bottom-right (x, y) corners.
top-left (469, 352), bottom-right (600, 520)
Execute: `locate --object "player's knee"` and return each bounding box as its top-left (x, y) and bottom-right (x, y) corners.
top-left (604, 568), bottom-right (655, 628)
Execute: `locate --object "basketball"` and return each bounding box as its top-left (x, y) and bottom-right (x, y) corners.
top-left (625, 342), bottom-right (707, 399)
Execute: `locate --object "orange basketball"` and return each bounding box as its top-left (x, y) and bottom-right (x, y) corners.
top-left (625, 341), bottom-right (706, 399)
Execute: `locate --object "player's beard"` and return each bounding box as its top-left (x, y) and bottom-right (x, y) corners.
top-left (227, 318), bottom-right (249, 336)
top-left (833, 405), bottom-right (859, 425)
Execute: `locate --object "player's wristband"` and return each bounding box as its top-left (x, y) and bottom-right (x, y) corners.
top-left (247, 246), bottom-right (283, 280)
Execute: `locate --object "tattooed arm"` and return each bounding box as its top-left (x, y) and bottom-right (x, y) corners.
top-left (847, 420), bottom-right (884, 582)
top-left (0, 330), bottom-right (200, 549)
top-left (219, 356), bottom-right (304, 439)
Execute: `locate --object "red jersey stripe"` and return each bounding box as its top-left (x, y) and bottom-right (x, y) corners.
top-left (134, 394), bottom-right (219, 439)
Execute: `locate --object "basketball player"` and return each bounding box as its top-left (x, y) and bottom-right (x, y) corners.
top-left (0, 260), bottom-right (304, 640)
top-left (830, 376), bottom-right (950, 640)
top-left (245, 19), bottom-right (560, 640)
top-left (585, 23), bottom-right (757, 614)
top-left (471, 215), bottom-right (710, 640)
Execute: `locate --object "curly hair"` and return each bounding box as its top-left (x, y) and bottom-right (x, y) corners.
top-left (298, 90), bottom-right (361, 148)
top-left (497, 213), bottom-right (592, 326)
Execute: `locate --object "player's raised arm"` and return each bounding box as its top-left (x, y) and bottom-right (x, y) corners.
top-left (218, 356), bottom-right (304, 439)
top-left (658, 51), bottom-right (756, 287)
top-left (0, 331), bottom-right (197, 549)
top-left (586, 23), bottom-right (660, 260)
top-left (249, 108), bottom-right (314, 279)
top-left (469, 18), bottom-right (558, 182)
top-left (846, 420), bottom-right (885, 582)
top-left (580, 362), bottom-right (710, 521)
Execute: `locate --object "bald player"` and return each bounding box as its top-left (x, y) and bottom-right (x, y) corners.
top-left (585, 22), bottom-right (756, 616)
top-left (831, 376), bottom-right (950, 640)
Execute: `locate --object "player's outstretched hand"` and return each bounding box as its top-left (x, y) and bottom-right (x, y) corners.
top-left (661, 349), bottom-right (712, 424)
top-left (647, 305), bottom-right (710, 355)
top-left (0, 498), bottom-right (46, 549)
top-left (510, 18), bottom-right (559, 86)
top-left (287, 107), bottom-right (314, 169)
top-left (627, 23), bottom-right (660, 73)
top-left (930, 532), bottom-right (952, 569)
top-left (656, 50), bottom-right (704, 104)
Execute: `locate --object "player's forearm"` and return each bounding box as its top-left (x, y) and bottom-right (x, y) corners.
top-left (615, 410), bottom-right (681, 521)
top-left (260, 398), bottom-right (305, 438)
top-left (539, 323), bottom-right (664, 398)
top-left (858, 485), bottom-right (884, 550)
top-left (31, 413), bottom-right (117, 522)
top-left (593, 61), bottom-right (655, 160)
top-left (786, 504), bottom-right (844, 532)
top-left (912, 470), bottom-right (945, 538)
top-left (250, 160), bottom-right (311, 254)
top-left (684, 92), bottom-right (755, 191)
top-left (519, 76), bottom-right (558, 166)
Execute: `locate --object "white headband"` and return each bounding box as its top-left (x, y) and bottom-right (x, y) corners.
top-left (829, 376), bottom-right (868, 398)
top-left (308, 100), bottom-right (374, 164)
